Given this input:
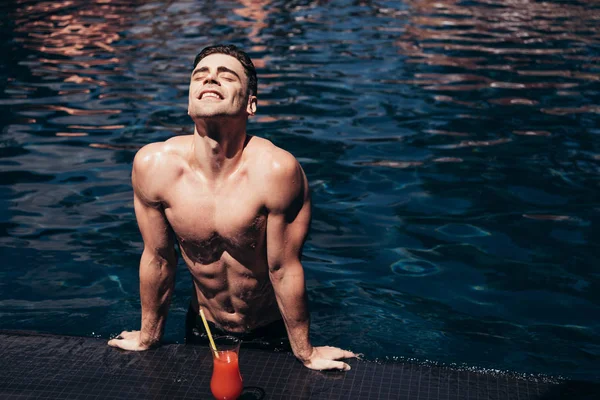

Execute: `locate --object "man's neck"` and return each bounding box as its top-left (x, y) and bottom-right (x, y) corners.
top-left (190, 118), bottom-right (247, 182)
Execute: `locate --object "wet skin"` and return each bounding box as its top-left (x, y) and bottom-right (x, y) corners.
top-left (108, 53), bottom-right (356, 371)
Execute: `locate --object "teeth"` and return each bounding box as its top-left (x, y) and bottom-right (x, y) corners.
top-left (201, 92), bottom-right (220, 99)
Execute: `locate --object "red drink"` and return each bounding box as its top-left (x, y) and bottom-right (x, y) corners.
top-left (210, 350), bottom-right (243, 400)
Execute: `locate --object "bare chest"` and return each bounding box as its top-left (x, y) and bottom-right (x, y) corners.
top-left (163, 175), bottom-right (266, 264)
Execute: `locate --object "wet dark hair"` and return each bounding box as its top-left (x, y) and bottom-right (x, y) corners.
top-left (193, 44), bottom-right (257, 97)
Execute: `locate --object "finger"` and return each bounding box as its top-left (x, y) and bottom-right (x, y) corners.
top-left (108, 338), bottom-right (140, 351)
top-left (323, 361), bottom-right (351, 371)
top-left (113, 330), bottom-right (128, 339)
top-left (120, 331), bottom-right (137, 339)
top-left (330, 348), bottom-right (357, 360)
top-left (341, 350), bottom-right (357, 359)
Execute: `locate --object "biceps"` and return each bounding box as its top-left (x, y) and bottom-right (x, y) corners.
top-left (134, 194), bottom-right (175, 258)
top-left (266, 206), bottom-right (310, 272)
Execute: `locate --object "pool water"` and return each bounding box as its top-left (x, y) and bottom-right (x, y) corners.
top-left (1, 0), bottom-right (599, 383)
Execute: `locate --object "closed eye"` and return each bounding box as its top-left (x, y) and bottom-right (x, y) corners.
top-left (191, 66), bottom-right (241, 81)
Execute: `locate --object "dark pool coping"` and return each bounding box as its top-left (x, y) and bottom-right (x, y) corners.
top-left (0, 330), bottom-right (597, 399)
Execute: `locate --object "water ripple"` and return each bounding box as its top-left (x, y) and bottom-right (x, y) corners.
top-left (1, 0), bottom-right (599, 383)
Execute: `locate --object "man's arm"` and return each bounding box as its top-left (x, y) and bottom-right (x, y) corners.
top-left (108, 144), bottom-right (178, 351)
top-left (266, 153), bottom-right (355, 370)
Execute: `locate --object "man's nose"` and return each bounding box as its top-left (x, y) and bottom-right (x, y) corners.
top-left (203, 71), bottom-right (219, 85)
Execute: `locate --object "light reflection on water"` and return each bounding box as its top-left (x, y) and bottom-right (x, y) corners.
top-left (1, 0), bottom-right (599, 382)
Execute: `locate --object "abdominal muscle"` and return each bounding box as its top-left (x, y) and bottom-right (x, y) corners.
top-left (183, 248), bottom-right (281, 333)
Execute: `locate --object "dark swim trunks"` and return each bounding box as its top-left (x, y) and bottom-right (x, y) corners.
top-left (185, 306), bottom-right (291, 352)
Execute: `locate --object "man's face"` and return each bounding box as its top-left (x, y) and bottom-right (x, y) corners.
top-left (188, 53), bottom-right (256, 120)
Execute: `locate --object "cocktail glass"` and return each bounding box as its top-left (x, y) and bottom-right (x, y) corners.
top-left (210, 336), bottom-right (243, 400)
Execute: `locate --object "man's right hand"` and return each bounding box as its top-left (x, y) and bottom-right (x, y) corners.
top-left (107, 330), bottom-right (154, 351)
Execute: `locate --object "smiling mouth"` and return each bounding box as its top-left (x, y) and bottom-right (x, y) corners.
top-left (199, 91), bottom-right (223, 100)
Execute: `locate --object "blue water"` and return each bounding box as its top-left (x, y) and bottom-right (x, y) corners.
top-left (1, 0), bottom-right (599, 383)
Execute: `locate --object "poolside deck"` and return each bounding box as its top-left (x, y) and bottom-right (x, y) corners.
top-left (0, 331), bottom-right (596, 399)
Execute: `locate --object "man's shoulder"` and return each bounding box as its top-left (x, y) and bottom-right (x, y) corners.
top-left (134, 136), bottom-right (190, 172)
top-left (248, 136), bottom-right (307, 211)
top-left (248, 136), bottom-right (300, 176)
top-left (132, 136), bottom-right (191, 200)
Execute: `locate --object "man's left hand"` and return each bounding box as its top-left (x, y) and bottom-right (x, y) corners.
top-left (302, 346), bottom-right (357, 371)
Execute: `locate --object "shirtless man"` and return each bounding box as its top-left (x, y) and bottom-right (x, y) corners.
top-left (108, 44), bottom-right (355, 371)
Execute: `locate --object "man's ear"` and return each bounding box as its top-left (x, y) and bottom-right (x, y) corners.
top-left (246, 95), bottom-right (257, 116)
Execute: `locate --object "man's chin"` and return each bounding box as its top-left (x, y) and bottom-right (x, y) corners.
top-left (190, 112), bottom-right (229, 120)
top-left (190, 111), bottom-right (245, 121)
